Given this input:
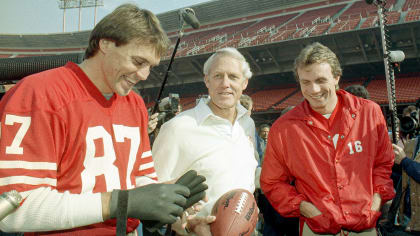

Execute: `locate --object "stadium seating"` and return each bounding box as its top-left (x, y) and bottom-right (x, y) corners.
top-left (395, 76), bottom-right (420, 103)
top-left (367, 76), bottom-right (420, 105)
top-left (2, 0), bottom-right (419, 114)
top-left (251, 87), bottom-right (297, 112)
top-left (164, 0), bottom-right (409, 56)
top-left (386, 11), bottom-right (402, 24)
top-left (360, 15), bottom-right (379, 28)
top-left (403, 0), bottom-right (420, 11)
top-left (405, 9), bottom-right (420, 22)
top-left (329, 18), bottom-right (361, 33)
top-left (283, 4), bottom-right (346, 39)
top-left (274, 90), bottom-right (304, 110)
top-left (1, 0), bottom-right (412, 59)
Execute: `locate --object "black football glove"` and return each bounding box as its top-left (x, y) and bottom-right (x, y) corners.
top-left (142, 170), bottom-right (208, 231)
top-left (110, 183), bottom-right (190, 225)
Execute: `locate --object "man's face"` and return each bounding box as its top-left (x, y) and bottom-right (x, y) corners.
top-left (297, 62), bottom-right (340, 114)
top-left (259, 127), bottom-right (270, 140)
top-left (101, 39), bottom-right (160, 96)
top-left (205, 56), bottom-right (248, 111)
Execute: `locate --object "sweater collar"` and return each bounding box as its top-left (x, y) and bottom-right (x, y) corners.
top-left (194, 97), bottom-right (248, 125)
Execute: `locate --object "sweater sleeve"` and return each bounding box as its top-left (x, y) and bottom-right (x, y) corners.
top-left (260, 125), bottom-right (308, 217)
top-left (0, 187), bottom-right (102, 232)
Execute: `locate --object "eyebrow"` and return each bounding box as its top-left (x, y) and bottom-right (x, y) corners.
top-left (301, 77), bottom-right (328, 82)
top-left (132, 56), bottom-right (158, 67)
top-left (213, 70), bottom-right (241, 76)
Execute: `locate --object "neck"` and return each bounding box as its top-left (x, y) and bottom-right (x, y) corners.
top-left (313, 93), bottom-right (338, 115)
top-left (208, 100), bottom-right (237, 124)
top-left (79, 57), bottom-right (112, 94)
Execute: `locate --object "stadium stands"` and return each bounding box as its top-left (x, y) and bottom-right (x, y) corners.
top-left (251, 87), bottom-right (298, 112)
top-left (1, 0), bottom-right (420, 117)
top-left (405, 8), bottom-right (420, 22)
top-left (329, 17), bottom-right (361, 33)
top-left (274, 89), bottom-right (304, 110)
top-left (403, 0), bottom-right (420, 11)
top-left (0, 0), bottom-right (413, 59)
top-left (367, 75), bottom-right (420, 104)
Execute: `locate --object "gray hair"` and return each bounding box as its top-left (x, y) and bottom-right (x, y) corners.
top-left (203, 47), bottom-right (252, 79)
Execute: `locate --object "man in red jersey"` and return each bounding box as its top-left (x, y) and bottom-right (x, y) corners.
top-left (260, 42), bottom-right (395, 236)
top-left (0, 4), bottom-right (206, 235)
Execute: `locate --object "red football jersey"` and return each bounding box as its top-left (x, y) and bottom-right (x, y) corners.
top-left (0, 62), bottom-right (156, 234)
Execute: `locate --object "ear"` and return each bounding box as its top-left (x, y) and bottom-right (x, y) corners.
top-left (204, 75), bottom-right (210, 89)
top-left (99, 39), bottom-right (115, 54)
top-left (242, 78), bottom-right (249, 90)
top-left (334, 76), bottom-right (340, 85)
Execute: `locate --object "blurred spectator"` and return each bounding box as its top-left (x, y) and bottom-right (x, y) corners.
top-left (400, 105), bottom-right (420, 143)
top-left (392, 140), bottom-right (420, 234)
top-left (148, 112), bottom-right (159, 134)
top-left (149, 96), bottom-right (184, 146)
top-left (176, 103), bottom-right (183, 115)
top-left (258, 124), bottom-right (270, 161)
top-left (403, 105), bottom-right (418, 118)
top-left (240, 94), bottom-right (253, 116)
top-left (239, 94), bottom-right (262, 165)
top-left (344, 84), bottom-right (369, 99)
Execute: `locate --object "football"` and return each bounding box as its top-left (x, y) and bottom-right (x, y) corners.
top-left (210, 189), bottom-right (258, 236)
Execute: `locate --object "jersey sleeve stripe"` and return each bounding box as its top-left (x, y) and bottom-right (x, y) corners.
top-left (0, 161), bottom-right (57, 170)
top-left (0, 176), bottom-right (57, 187)
top-left (139, 162), bottom-right (154, 171)
top-left (139, 168), bottom-right (156, 176)
top-left (145, 172), bottom-right (157, 179)
top-left (135, 176), bottom-right (157, 186)
top-left (141, 151), bottom-right (152, 158)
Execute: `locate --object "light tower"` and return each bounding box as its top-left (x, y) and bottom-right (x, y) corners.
top-left (57, 0), bottom-right (104, 32)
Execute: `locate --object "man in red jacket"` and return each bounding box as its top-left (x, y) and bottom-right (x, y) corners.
top-left (260, 42), bottom-right (395, 236)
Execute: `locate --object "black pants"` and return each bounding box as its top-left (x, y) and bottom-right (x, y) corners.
top-left (258, 194), bottom-right (299, 236)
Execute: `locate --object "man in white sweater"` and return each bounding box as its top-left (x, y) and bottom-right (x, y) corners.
top-left (153, 47), bottom-right (258, 236)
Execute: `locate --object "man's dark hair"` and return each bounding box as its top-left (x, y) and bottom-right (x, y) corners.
top-left (416, 97), bottom-right (420, 109)
top-left (259, 123), bottom-right (270, 131)
top-left (344, 84), bottom-right (370, 99)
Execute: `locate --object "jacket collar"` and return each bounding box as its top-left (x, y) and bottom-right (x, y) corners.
top-left (287, 89), bottom-right (362, 121)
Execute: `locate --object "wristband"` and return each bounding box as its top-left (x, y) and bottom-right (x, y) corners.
top-left (115, 190), bottom-right (129, 236)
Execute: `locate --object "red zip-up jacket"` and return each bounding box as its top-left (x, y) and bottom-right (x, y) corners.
top-left (260, 90), bottom-right (395, 234)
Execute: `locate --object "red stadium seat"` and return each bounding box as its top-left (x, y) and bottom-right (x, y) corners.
top-left (251, 87), bottom-right (297, 112)
top-left (403, 0), bottom-right (420, 11)
top-left (367, 76), bottom-right (420, 104)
